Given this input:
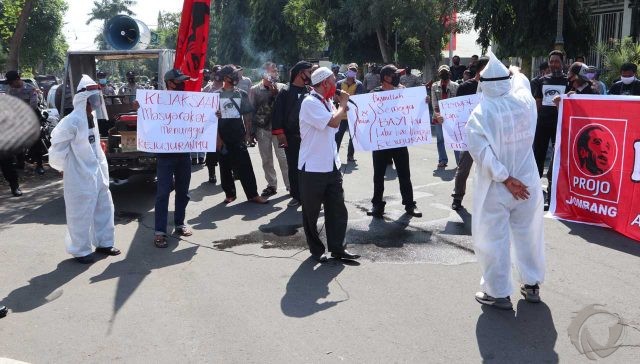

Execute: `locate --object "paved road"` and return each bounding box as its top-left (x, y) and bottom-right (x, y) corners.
top-left (1, 142), bottom-right (640, 363)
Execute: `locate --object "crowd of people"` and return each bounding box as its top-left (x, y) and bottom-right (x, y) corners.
top-left (2, 51), bottom-right (639, 312)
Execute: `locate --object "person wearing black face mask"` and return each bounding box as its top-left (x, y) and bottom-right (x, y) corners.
top-left (531, 50), bottom-right (569, 210)
top-left (214, 64), bottom-right (268, 205)
top-left (431, 65), bottom-right (459, 169)
top-left (367, 64), bottom-right (422, 218)
top-left (152, 69), bottom-right (194, 249)
top-left (271, 60), bottom-right (313, 207)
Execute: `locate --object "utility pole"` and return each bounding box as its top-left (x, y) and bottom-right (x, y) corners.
top-left (554, 0), bottom-right (565, 51)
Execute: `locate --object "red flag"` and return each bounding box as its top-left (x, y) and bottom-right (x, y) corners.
top-left (174, 0), bottom-right (211, 92)
top-left (551, 95), bottom-right (640, 242)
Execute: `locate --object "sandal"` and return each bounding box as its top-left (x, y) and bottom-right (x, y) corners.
top-left (153, 235), bottom-right (168, 248)
top-left (223, 196), bottom-right (237, 204)
top-left (173, 226), bottom-right (193, 237)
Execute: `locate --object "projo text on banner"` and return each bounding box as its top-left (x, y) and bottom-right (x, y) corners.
top-left (346, 87), bottom-right (432, 151)
top-left (438, 93), bottom-right (481, 151)
top-left (551, 94), bottom-right (640, 242)
top-left (135, 89), bottom-right (219, 153)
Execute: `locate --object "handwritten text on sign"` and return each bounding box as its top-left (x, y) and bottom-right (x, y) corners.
top-left (438, 93), bottom-right (481, 151)
top-left (346, 87), bottom-right (431, 151)
top-left (136, 89), bottom-right (219, 153)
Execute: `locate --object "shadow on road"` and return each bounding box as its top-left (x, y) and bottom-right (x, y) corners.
top-left (558, 220), bottom-right (640, 258)
top-left (476, 300), bottom-right (558, 363)
top-left (432, 167), bottom-right (456, 181)
top-left (188, 195), bottom-right (285, 231)
top-left (280, 258), bottom-right (347, 317)
top-left (0, 256), bottom-right (107, 313)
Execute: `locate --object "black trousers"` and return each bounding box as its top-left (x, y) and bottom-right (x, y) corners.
top-left (451, 151), bottom-right (474, 201)
top-left (205, 152), bottom-right (218, 177)
top-left (284, 135), bottom-right (301, 201)
top-left (372, 147), bottom-right (415, 207)
top-left (299, 168), bottom-right (348, 257)
top-left (335, 120), bottom-right (354, 157)
top-left (532, 120), bottom-right (557, 179)
top-left (219, 145), bottom-right (258, 199)
top-left (1, 156), bottom-right (19, 189)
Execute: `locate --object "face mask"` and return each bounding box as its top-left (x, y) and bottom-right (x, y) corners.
top-left (621, 76), bottom-right (635, 85)
top-left (439, 73), bottom-right (449, 81)
top-left (346, 70), bottom-right (357, 78)
top-left (324, 81), bottom-right (337, 100)
top-left (301, 73), bottom-right (311, 85)
top-left (128, 78), bottom-right (135, 84)
top-left (98, 78), bottom-right (107, 85)
top-left (203, 75), bottom-right (210, 83)
top-left (173, 82), bottom-right (186, 91)
top-left (453, 59), bottom-right (460, 65)
top-left (391, 74), bottom-right (401, 87)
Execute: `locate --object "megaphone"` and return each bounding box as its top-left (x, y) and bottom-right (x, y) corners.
top-left (103, 15), bottom-right (151, 50)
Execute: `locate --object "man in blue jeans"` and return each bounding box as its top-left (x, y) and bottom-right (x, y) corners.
top-left (430, 65), bottom-right (459, 168)
top-left (153, 69), bottom-right (193, 248)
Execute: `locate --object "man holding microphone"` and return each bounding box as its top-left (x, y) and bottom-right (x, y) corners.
top-left (298, 67), bottom-right (360, 263)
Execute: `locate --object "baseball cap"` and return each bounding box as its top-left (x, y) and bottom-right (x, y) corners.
top-left (217, 65), bottom-right (238, 79)
top-left (5, 71), bottom-right (20, 82)
top-left (164, 69), bottom-right (189, 82)
top-left (311, 67), bottom-right (333, 85)
top-left (568, 62), bottom-right (590, 82)
top-left (379, 65), bottom-right (404, 78)
top-left (438, 65), bottom-right (450, 73)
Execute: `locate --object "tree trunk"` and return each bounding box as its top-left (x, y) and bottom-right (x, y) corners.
top-left (376, 26), bottom-right (390, 63)
top-left (6, 0), bottom-right (35, 70)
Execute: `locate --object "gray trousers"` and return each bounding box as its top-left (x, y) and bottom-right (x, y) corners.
top-left (451, 151), bottom-right (474, 201)
top-left (299, 168), bottom-right (348, 257)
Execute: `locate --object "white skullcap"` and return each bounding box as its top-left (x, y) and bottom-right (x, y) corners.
top-left (311, 67), bottom-right (333, 85)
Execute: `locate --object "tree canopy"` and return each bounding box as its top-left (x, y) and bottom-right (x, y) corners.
top-left (466, 0), bottom-right (594, 59)
top-left (0, 0), bottom-right (68, 74)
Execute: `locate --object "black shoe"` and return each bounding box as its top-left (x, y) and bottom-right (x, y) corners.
top-left (405, 205), bottom-right (422, 217)
top-left (11, 187), bottom-right (22, 197)
top-left (0, 305), bottom-right (7, 318)
top-left (209, 175), bottom-right (217, 184)
top-left (191, 158), bottom-right (198, 165)
top-left (74, 254), bottom-right (94, 264)
top-left (331, 250), bottom-right (360, 260)
top-left (35, 166), bottom-right (45, 175)
top-left (451, 199), bottom-right (462, 211)
top-left (367, 205), bottom-right (384, 218)
top-left (311, 254), bottom-right (328, 263)
top-left (347, 155), bottom-right (356, 162)
top-left (198, 158), bottom-right (205, 165)
top-left (95, 246), bottom-right (121, 256)
top-left (261, 186), bottom-right (277, 197)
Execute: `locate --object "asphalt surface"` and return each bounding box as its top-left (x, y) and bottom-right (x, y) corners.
top-left (1, 140), bottom-right (640, 363)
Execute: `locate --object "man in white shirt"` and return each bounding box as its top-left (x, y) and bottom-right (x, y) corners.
top-left (298, 67), bottom-right (360, 263)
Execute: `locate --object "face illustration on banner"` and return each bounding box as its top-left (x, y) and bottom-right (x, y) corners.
top-left (575, 124), bottom-right (617, 176)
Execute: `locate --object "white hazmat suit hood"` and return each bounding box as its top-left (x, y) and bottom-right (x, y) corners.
top-left (465, 51), bottom-right (545, 298)
top-left (48, 75), bottom-right (115, 257)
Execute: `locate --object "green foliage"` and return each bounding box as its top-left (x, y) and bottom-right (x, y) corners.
top-left (154, 11), bottom-right (180, 50)
top-left (596, 37), bottom-right (640, 86)
top-left (466, 0), bottom-right (594, 58)
top-left (249, 0), bottom-right (301, 64)
top-left (282, 0), bottom-right (326, 61)
top-left (216, 0), bottom-right (253, 65)
top-left (0, 0), bottom-right (68, 74)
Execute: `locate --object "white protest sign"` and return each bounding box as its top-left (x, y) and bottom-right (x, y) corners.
top-left (346, 87), bottom-right (431, 151)
top-left (136, 89), bottom-right (219, 153)
top-left (438, 93), bottom-right (481, 151)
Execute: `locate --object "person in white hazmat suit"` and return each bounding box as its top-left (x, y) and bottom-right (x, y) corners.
top-left (48, 75), bottom-right (121, 264)
top-left (465, 52), bottom-right (545, 310)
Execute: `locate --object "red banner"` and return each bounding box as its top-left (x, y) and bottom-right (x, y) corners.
top-left (551, 95), bottom-right (640, 241)
top-left (174, 0), bottom-right (211, 92)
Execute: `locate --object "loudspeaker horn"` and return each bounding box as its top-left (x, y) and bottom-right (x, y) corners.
top-left (103, 15), bottom-right (151, 50)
